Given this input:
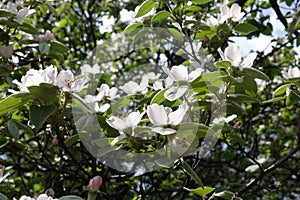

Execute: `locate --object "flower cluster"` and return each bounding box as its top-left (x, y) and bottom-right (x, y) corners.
top-left (205, 3), bottom-right (245, 26)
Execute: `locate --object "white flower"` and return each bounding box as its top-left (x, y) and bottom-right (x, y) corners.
top-left (84, 95), bottom-right (110, 113)
top-left (106, 111), bottom-right (144, 133)
top-left (164, 85), bottom-right (189, 101)
top-left (80, 64), bottom-right (101, 75)
top-left (0, 45), bottom-right (14, 58)
top-left (41, 65), bottom-right (58, 84)
top-left (282, 67), bottom-right (300, 79)
top-left (36, 194), bottom-right (58, 200)
top-left (5, 2), bottom-right (29, 24)
top-left (119, 75), bottom-right (148, 95)
top-left (97, 84), bottom-right (119, 101)
top-left (153, 76), bottom-right (174, 91)
top-left (12, 69), bottom-right (45, 93)
top-left (19, 196), bottom-right (34, 200)
top-left (10, 66), bottom-right (59, 94)
top-left (163, 65), bottom-right (188, 82)
top-left (147, 103), bottom-right (189, 126)
top-left (220, 3), bottom-right (244, 22)
top-left (163, 65), bottom-right (202, 83)
top-left (56, 70), bottom-right (75, 91)
top-left (218, 44), bottom-right (257, 68)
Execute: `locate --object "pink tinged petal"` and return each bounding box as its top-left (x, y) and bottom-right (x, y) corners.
top-left (170, 65), bottom-right (188, 82)
top-left (147, 104), bottom-right (168, 126)
top-left (106, 116), bottom-right (126, 131)
top-left (87, 176), bottom-right (102, 192)
top-left (241, 52), bottom-right (257, 68)
top-left (126, 111), bottom-right (142, 128)
top-left (152, 127), bottom-right (176, 135)
top-left (224, 44), bottom-right (241, 66)
top-left (164, 85), bottom-right (188, 101)
top-left (168, 103), bottom-right (189, 125)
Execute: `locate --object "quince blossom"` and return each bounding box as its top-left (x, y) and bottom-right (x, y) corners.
top-left (120, 75), bottom-right (148, 95)
top-left (83, 95), bottom-right (110, 113)
top-left (106, 111), bottom-right (144, 133)
top-left (282, 67), bottom-right (300, 79)
top-left (147, 103), bottom-right (189, 126)
top-left (11, 66), bottom-right (57, 93)
top-left (4, 2), bottom-right (29, 24)
top-left (97, 84), bottom-right (119, 101)
top-left (218, 44), bottom-right (257, 68)
top-left (147, 103), bottom-right (189, 135)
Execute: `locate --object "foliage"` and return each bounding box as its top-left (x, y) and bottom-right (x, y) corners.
top-left (0, 0), bottom-right (300, 199)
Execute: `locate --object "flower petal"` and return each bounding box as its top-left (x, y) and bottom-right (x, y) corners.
top-left (164, 85), bottom-right (188, 101)
top-left (241, 52), bottom-right (257, 68)
top-left (168, 103), bottom-right (189, 125)
top-left (147, 104), bottom-right (168, 126)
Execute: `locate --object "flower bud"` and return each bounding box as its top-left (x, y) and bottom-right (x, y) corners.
top-left (87, 176), bottom-right (102, 192)
top-left (45, 30), bottom-right (55, 41)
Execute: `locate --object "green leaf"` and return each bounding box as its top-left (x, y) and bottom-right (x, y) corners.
top-left (64, 135), bottom-right (79, 147)
top-left (45, 2), bottom-right (58, 16)
top-left (181, 159), bottom-right (203, 186)
top-left (39, 42), bottom-right (50, 54)
top-left (12, 120), bottom-right (34, 137)
top-left (286, 90), bottom-right (300, 106)
top-left (234, 23), bottom-right (259, 35)
top-left (0, 93), bottom-right (34, 115)
top-left (184, 186), bottom-right (215, 197)
top-left (150, 89), bottom-right (167, 105)
top-left (59, 195), bottom-right (83, 200)
top-left (228, 94), bottom-right (259, 103)
top-left (190, 0), bottom-right (212, 4)
top-left (263, 96), bottom-right (285, 104)
top-left (168, 28), bottom-right (185, 42)
top-left (19, 22), bottom-right (39, 34)
top-left (243, 68), bottom-right (269, 81)
top-left (28, 83), bottom-right (60, 105)
top-left (273, 84), bottom-right (292, 97)
top-left (226, 101), bottom-right (247, 115)
top-left (152, 11), bottom-right (171, 22)
top-left (214, 61), bottom-right (231, 69)
top-left (0, 9), bottom-right (16, 18)
top-left (245, 164), bottom-right (259, 173)
top-left (7, 120), bottom-right (20, 140)
top-left (29, 105), bottom-right (57, 130)
top-left (135, 0), bottom-right (156, 18)
top-left (124, 23), bottom-right (143, 33)
top-left (214, 190), bottom-right (236, 200)
top-left (50, 41), bottom-right (69, 54)
top-left (0, 193), bottom-right (8, 200)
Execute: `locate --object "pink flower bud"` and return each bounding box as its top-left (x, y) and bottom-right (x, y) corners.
top-left (87, 176), bottom-right (102, 192)
top-left (52, 138), bottom-right (58, 145)
top-left (44, 30), bottom-right (55, 41)
top-left (0, 45), bottom-right (14, 58)
top-left (234, 121), bottom-right (240, 129)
